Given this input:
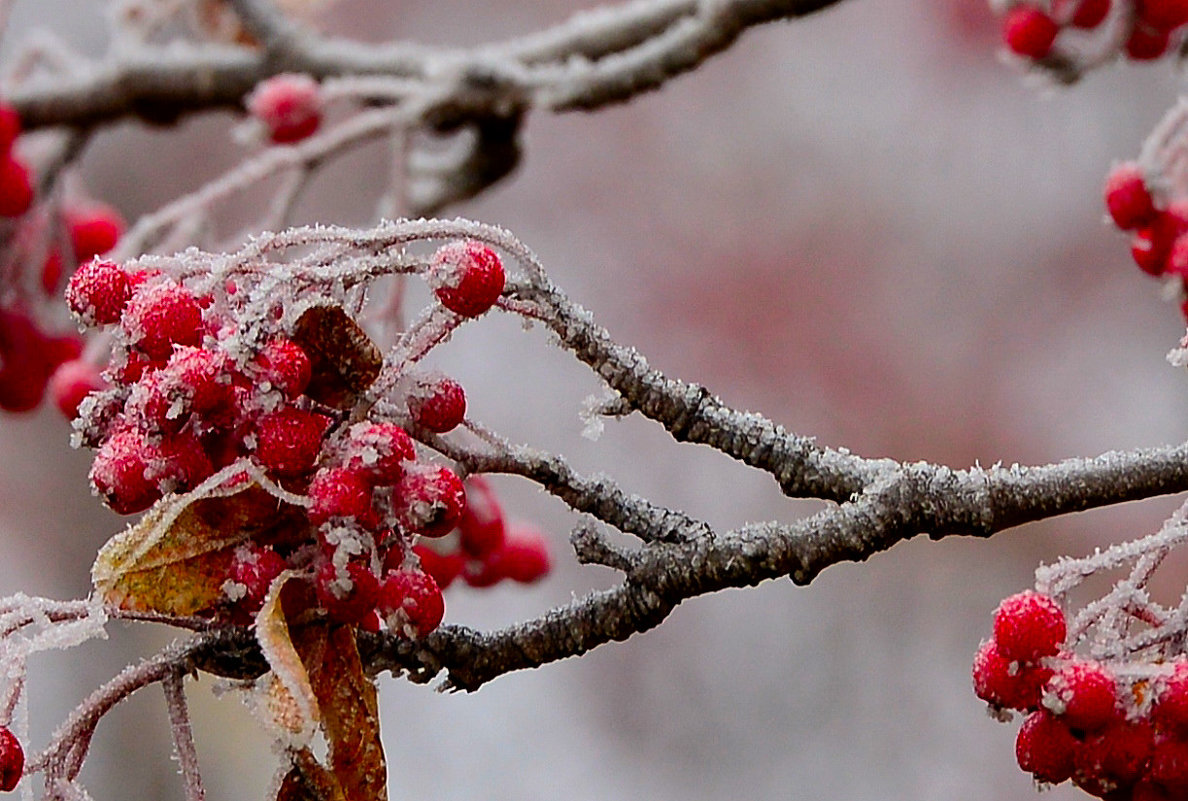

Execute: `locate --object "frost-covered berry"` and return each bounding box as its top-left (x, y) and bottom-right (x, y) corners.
top-left (121, 280), bottom-right (204, 360)
top-left (247, 74), bottom-right (322, 144)
top-left (162, 347), bottom-right (233, 419)
top-left (314, 558), bottom-right (380, 624)
top-left (307, 467), bottom-right (377, 528)
top-left (66, 204), bottom-right (125, 264)
top-left (407, 372), bottom-right (466, 433)
top-left (255, 338), bottom-right (311, 399)
top-left (378, 568), bottom-right (444, 638)
top-left (0, 727), bottom-right (23, 792)
top-left (48, 359), bottom-right (106, 419)
top-left (344, 421), bottom-right (415, 485)
top-left (492, 523), bottom-right (551, 584)
top-left (993, 591), bottom-right (1066, 663)
top-left (1016, 709), bottom-right (1078, 785)
top-left (1002, 6), bottom-right (1060, 58)
top-left (1045, 659), bottom-right (1119, 732)
top-left (66, 259), bottom-right (133, 326)
top-left (972, 639), bottom-right (1052, 711)
top-left (1073, 721), bottom-right (1154, 797)
top-left (90, 428), bottom-right (163, 514)
top-left (0, 156), bottom-right (32, 218)
top-left (431, 240), bottom-right (506, 317)
top-left (225, 542), bottom-right (287, 613)
top-left (394, 464), bottom-right (466, 538)
top-left (1104, 163), bottom-right (1157, 231)
top-left (252, 408), bottom-right (331, 477)
top-left (457, 475), bottom-right (505, 557)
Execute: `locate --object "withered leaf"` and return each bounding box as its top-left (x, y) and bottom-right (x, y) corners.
top-left (252, 574), bottom-right (325, 746)
top-left (292, 305), bottom-right (382, 409)
top-left (92, 483), bottom-right (304, 616)
top-left (276, 749), bottom-right (346, 801)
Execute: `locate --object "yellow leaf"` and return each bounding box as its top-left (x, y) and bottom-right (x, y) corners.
top-left (251, 573), bottom-right (324, 747)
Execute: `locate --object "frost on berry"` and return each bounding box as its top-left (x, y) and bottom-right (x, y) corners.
top-left (67, 260), bottom-right (133, 326)
top-left (252, 408), bottom-right (331, 477)
top-left (394, 464), bottom-right (466, 537)
top-left (993, 590), bottom-right (1066, 663)
top-left (314, 558), bottom-right (380, 624)
top-left (972, 639), bottom-right (1052, 712)
top-left (224, 542), bottom-right (287, 616)
top-left (0, 727), bottom-right (22, 793)
top-left (378, 568), bottom-right (444, 638)
top-left (246, 73), bottom-right (322, 144)
top-left (343, 421), bottom-right (415, 485)
top-left (254, 338), bottom-right (311, 400)
top-left (307, 467), bottom-right (377, 528)
top-left (121, 280), bottom-right (204, 360)
top-left (431, 240), bottom-right (506, 317)
top-left (1045, 659), bottom-right (1120, 732)
top-left (406, 372), bottom-right (466, 433)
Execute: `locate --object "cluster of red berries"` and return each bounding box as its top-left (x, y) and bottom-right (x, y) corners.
top-left (1099, 161), bottom-right (1188, 319)
top-left (974, 590), bottom-right (1188, 798)
top-left (63, 237), bottom-right (541, 634)
top-left (246, 74), bottom-right (322, 144)
top-left (1000, 0), bottom-right (1186, 62)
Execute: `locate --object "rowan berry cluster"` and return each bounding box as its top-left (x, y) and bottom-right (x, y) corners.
top-left (997, 0), bottom-right (1188, 70)
top-left (60, 233), bottom-right (549, 637)
top-left (975, 537), bottom-right (1188, 801)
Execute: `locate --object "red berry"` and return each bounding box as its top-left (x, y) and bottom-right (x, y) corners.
top-left (40, 249), bottom-right (64, 295)
top-left (0, 309), bottom-right (69, 412)
top-left (1045, 659), bottom-right (1119, 732)
top-left (66, 260), bottom-right (133, 326)
top-left (1126, 25), bottom-right (1172, 59)
top-left (1016, 709), bottom-right (1078, 785)
top-left (0, 156), bottom-right (32, 218)
top-left (410, 543), bottom-right (464, 590)
top-left (1073, 721), bottom-right (1154, 797)
top-left (1002, 6), bottom-right (1060, 59)
top-left (314, 558), bottom-right (380, 624)
top-left (307, 467), bottom-right (377, 528)
top-left (492, 523), bottom-right (551, 584)
top-left (252, 407), bottom-right (331, 477)
top-left (255, 338), bottom-right (311, 399)
top-left (1150, 735), bottom-right (1188, 793)
top-left (972, 639), bottom-right (1053, 711)
top-left (90, 428), bottom-right (163, 514)
top-left (431, 240), bottom-right (506, 317)
top-left (48, 359), bottom-right (106, 419)
top-left (457, 475), bottom-right (505, 558)
top-left (1104, 163), bottom-right (1157, 231)
top-left (993, 591), bottom-right (1066, 663)
top-left (378, 568), bottom-right (444, 638)
top-left (162, 347), bottom-right (234, 420)
top-left (121, 280), bottom-right (204, 360)
top-left (394, 464), bottom-right (466, 538)
top-left (66, 203), bottom-right (125, 264)
top-left (0, 727), bottom-right (23, 792)
top-left (344, 421), bottom-right (416, 486)
top-left (1138, 0), bottom-right (1188, 29)
top-left (1154, 660), bottom-right (1188, 735)
top-left (225, 543), bottom-right (287, 613)
top-left (407, 372), bottom-right (466, 433)
top-left (1071, 0), bottom-right (1111, 27)
top-left (246, 74), bottom-right (322, 144)
top-left (0, 104), bottom-right (21, 156)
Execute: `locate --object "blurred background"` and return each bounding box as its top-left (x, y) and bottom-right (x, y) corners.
top-left (2, 1), bottom-right (1187, 799)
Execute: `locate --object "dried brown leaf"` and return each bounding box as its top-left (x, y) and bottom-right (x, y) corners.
top-left (292, 305), bottom-right (382, 409)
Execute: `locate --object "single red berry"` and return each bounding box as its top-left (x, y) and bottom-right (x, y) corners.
top-left (1153, 660), bottom-right (1188, 736)
top-left (66, 259), bottom-right (133, 326)
top-left (90, 428), bottom-right (163, 514)
top-left (1137, 0), bottom-right (1188, 29)
top-left (121, 280), bottom-right (204, 360)
top-left (457, 475), bottom-right (506, 558)
top-left (307, 467), bottom-right (378, 528)
top-left (48, 359), bottom-right (106, 419)
top-left (66, 203), bottom-right (125, 264)
top-left (972, 639), bottom-right (1053, 711)
top-left (993, 590), bottom-right (1066, 663)
top-left (431, 240), bottom-right (506, 317)
top-left (1071, 0), bottom-right (1111, 27)
top-left (344, 421), bottom-right (415, 485)
top-left (252, 407), bottom-right (331, 477)
top-left (394, 464), bottom-right (466, 538)
top-left (1045, 659), bottom-right (1120, 733)
top-left (255, 338), bottom-right (311, 399)
top-left (314, 558), bottom-right (380, 624)
top-left (0, 156), bottom-right (33, 218)
top-left (1073, 720), bottom-right (1154, 797)
top-left (0, 103), bottom-right (21, 156)
top-left (40, 248), bottom-right (63, 295)
top-left (0, 309), bottom-right (68, 412)
top-left (407, 372), bottom-right (466, 433)
top-left (0, 727), bottom-right (23, 792)
top-left (225, 542), bottom-right (287, 613)
top-left (492, 523), bottom-right (551, 584)
top-left (246, 74), bottom-right (322, 144)
top-left (1127, 24), bottom-right (1172, 59)
top-left (125, 371), bottom-right (192, 435)
top-left (1016, 709), bottom-right (1078, 785)
top-left (378, 568), bottom-right (444, 638)
top-left (162, 347), bottom-right (234, 421)
top-left (1149, 735), bottom-right (1188, 793)
top-left (156, 430), bottom-right (216, 494)
top-left (1002, 6), bottom-right (1060, 59)
top-left (1104, 163), bottom-right (1157, 231)
top-left (410, 544), bottom-right (465, 590)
